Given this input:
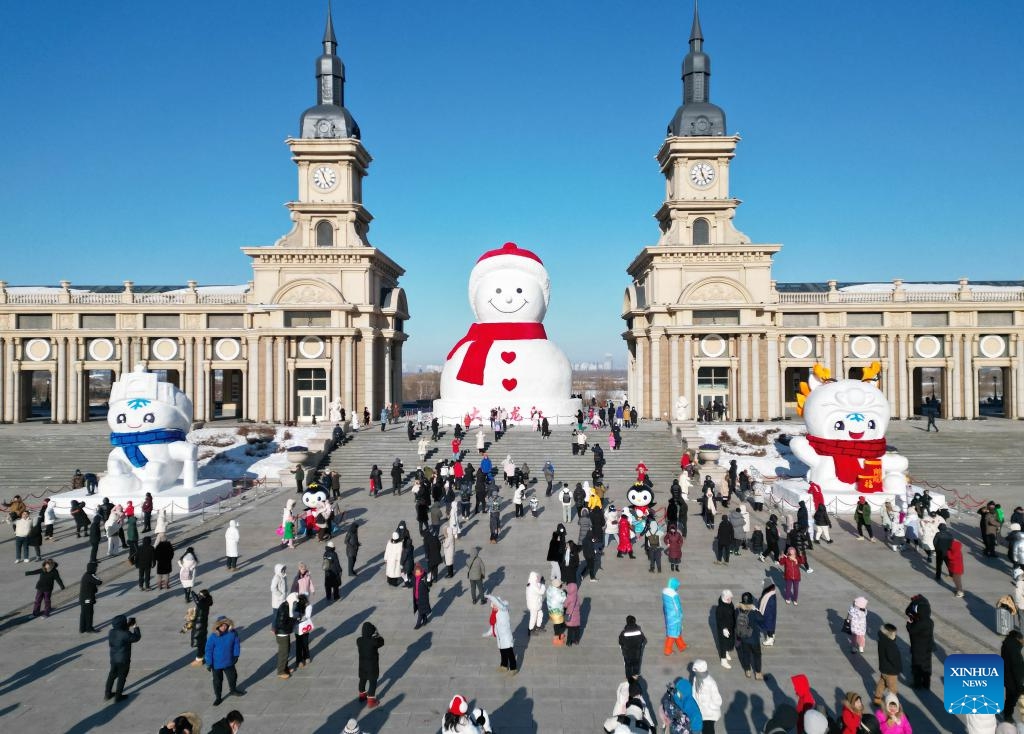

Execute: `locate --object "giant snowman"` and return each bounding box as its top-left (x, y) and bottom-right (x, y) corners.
top-left (100, 365), bottom-right (197, 496)
top-left (433, 242), bottom-right (582, 425)
top-left (779, 362), bottom-right (911, 511)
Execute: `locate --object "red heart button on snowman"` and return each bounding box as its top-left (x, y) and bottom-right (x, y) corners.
top-left (502, 378), bottom-right (517, 391)
top-left (500, 351), bottom-right (516, 364)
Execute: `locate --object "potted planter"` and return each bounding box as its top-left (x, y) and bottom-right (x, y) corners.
top-left (286, 446), bottom-right (309, 465)
top-left (697, 443), bottom-right (721, 465)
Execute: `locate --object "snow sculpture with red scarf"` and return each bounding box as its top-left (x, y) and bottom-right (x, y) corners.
top-left (433, 242), bottom-right (582, 425)
top-left (789, 362), bottom-right (908, 496)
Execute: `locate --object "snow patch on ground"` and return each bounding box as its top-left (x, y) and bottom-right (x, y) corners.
top-left (189, 426), bottom-right (319, 480)
top-left (697, 424), bottom-right (808, 480)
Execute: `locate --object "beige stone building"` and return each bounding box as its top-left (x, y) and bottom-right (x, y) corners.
top-left (623, 9), bottom-right (1024, 422)
top-left (0, 15), bottom-right (408, 425)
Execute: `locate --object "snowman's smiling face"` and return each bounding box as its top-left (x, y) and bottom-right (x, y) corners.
top-left (473, 269), bottom-right (547, 323)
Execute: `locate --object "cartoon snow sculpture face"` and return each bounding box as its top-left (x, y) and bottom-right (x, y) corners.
top-left (627, 484), bottom-right (653, 517)
top-left (108, 381), bottom-right (191, 435)
top-left (302, 489), bottom-right (327, 509)
top-left (801, 364), bottom-right (890, 441)
top-left (471, 269), bottom-right (547, 324)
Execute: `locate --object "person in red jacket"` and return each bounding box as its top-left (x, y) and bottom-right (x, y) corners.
top-left (791, 673), bottom-right (815, 734)
top-left (451, 437), bottom-right (462, 461)
top-left (840, 691), bottom-right (866, 734)
top-left (617, 514), bottom-right (635, 559)
top-left (779, 547), bottom-right (803, 605)
top-left (945, 538), bottom-right (965, 597)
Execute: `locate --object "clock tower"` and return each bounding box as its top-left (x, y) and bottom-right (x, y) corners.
top-left (244, 10), bottom-right (408, 422)
top-left (623, 3), bottom-right (781, 423)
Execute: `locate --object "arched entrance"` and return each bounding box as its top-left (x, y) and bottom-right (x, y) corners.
top-left (783, 366), bottom-right (810, 419)
top-left (213, 369), bottom-right (244, 419)
top-left (20, 370), bottom-right (52, 421)
top-left (85, 369), bottom-right (116, 421)
top-left (978, 366), bottom-right (1006, 417)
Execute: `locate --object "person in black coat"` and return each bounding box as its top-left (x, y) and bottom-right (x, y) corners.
top-left (27, 517), bottom-right (43, 562)
top-left (79, 561), bottom-right (102, 633)
top-left (796, 500), bottom-right (809, 531)
top-left (547, 526), bottom-right (566, 575)
top-left (26, 559), bottom-right (65, 617)
top-left (932, 523), bottom-right (953, 581)
top-left (905, 595), bottom-right (934, 689)
top-left (345, 522), bottom-right (361, 576)
top-left (666, 497), bottom-right (680, 529)
top-left (357, 621), bottom-right (385, 707)
top-left (134, 536), bottom-right (156, 590)
top-left (70, 500), bottom-right (90, 537)
top-left (716, 515), bottom-right (735, 564)
top-left (762, 514), bottom-right (780, 562)
top-left (412, 565), bottom-right (432, 628)
top-left (104, 614), bottom-right (141, 702)
top-left (98, 498), bottom-right (114, 522)
top-left (561, 540), bottom-right (581, 585)
top-left (272, 598), bottom-right (295, 677)
top-left (323, 542), bottom-right (342, 601)
top-left (423, 531), bottom-right (443, 582)
top-left (154, 535), bottom-right (175, 590)
top-left (618, 615), bottom-right (647, 679)
top-left (190, 589), bottom-right (213, 666)
top-left (391, 459), bottom-right (404, 494)
top-left (715, 589), bottom-right (736, 667)
top-left (407, 420), bottom-right (415, 441)
top-left (1001, 631), bottom-right (1024, 724)
top-left (874, 623), bottom-right (903, 706)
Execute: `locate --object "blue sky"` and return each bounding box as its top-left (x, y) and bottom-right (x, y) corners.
top-left (1, 1), bottom-right (1021, 367)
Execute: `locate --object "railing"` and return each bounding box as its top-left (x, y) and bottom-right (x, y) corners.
top-left (778, 289), bottom-right (1024, 305)
top-left (4, 292), bottom-right (250, 305)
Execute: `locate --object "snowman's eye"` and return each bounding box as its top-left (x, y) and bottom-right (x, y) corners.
top-left (516, 288), bottom-right (522, 294)
top-left (496, 288), bottom-right (502, 294)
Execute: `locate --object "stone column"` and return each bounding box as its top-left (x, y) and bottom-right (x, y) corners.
top-left (649, 331), bottom-right (661, 420)
top-left (766, 336), bottom-right (779, 419)
top-left (55, 337), bottom-right (67, 423)
top-left (669, 334), bottom-right (680, 419)
top-left (331, 336), bottom-right (342, 407)
top-left (344, 336), bottom-right (354, 413)
top-left (634, 337), bottom-right (645, 418)
top-left (885, 336), bottom-right (897, 415)
top-left (822, 334), bottom-right (832, 372)
top-left (184, 337), bottom-right (194, 400)
top-left (263, 338), bottom-right (274, 421)
top-left (392, 340), bottom-right (404, 406)
top-left (836, 336), bottom-right (846, 378)
top-left (896, 335), bottom-right (909, 418)
top-left (120, 337), bottom-right (130, 376)
top-left (363, 331), bottom-right (376, 415)
top-left (963, 335), bottom-right (974, 419)
top-left (195, 338), bottom-right (207, 422)
top-left (68, 341), bottom-right (80, 423)
top-left (950, 336), bottom-right (962, 418)
top-left (1015, 334), bottom-right (1024, 419)
top-left (3, 339), bottom-right (14, 422)
top-left (276, 337), bottom-right (287, 423)
top-left (738, 334), bottom-right (750, 421)
top-left (751, 335), bottom-right (761, 421)
top-left (682, 336), bottom-right (693, 419)
top-left (131, 339), bottom-right (142, 371)
top-left (383, 338), bottom-right (392, 409)
top-left (246, 337), bottom-right (260, 421)
top-left (0, 337), bottom-right (4, 422)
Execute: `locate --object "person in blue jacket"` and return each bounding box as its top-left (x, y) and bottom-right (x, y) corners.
top-left (661, 577), bottom-right (688, 655)
top-left (204, 615), bottom-right (246, 706)
top-left (663, 677), bottom-right (704, 732)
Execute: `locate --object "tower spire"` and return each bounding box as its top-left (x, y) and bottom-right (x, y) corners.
top-left (667, 1), bottom-right (726, 136)
top-left (299, 5), bottom-right (360, 139)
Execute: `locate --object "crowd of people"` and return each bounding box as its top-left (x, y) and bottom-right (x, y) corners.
top-left (5, 407), bottom-right (1024, 734)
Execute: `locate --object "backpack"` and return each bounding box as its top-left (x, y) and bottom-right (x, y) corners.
top-left (659, 688), bottom-right (692, 734)
top-left (561, 489), bottom-right (572, 505)
top-left (321, 554), bottom-right (333, 572)
top-left (735, 609), bottom-right (752, 640)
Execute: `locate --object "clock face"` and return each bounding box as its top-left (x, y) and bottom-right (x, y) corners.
top-left (689, 161), bottom-right (716, 188)
top-left (312, 166), bottom-right (337, 191)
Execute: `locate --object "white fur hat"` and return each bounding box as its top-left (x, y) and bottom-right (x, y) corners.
top-left (468, 242), bottom-right (550, 306)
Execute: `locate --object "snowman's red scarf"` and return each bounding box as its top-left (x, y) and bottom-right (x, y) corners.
top-left (447, 323), bottom-right (547, 385)
top-left (805, 435), bottom-right (887, 484)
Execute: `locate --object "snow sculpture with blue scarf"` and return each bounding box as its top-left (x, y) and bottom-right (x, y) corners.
top-left (101, 366), bottom-right (197, 496)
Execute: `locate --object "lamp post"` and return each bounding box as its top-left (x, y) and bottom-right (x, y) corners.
top-left (993, 374), bottom-right (998, 402)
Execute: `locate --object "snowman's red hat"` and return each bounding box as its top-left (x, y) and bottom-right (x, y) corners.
top-left (470, 242), bottom-right (550, 305)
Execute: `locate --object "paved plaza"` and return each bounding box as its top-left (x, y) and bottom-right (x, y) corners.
top-left (0, 417), bottom-right (1021, 733)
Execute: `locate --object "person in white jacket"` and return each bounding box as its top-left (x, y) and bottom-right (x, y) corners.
top-left (383, 533), bottom-right (404, 586)
top-left (919, 512), bottom-right (940, 562)
top-left (42, 499), bottom-right (57, 541)
top-left (484, 595), bottom-right (517, 674)
top-left (525, 571), bottom-right (546, 634)
top-left (224, 520), bottom-right (240, 571)
top-left (690, 659), bottom-right (723, 733)
top-left (270, 563), bottom-right (288, 613)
